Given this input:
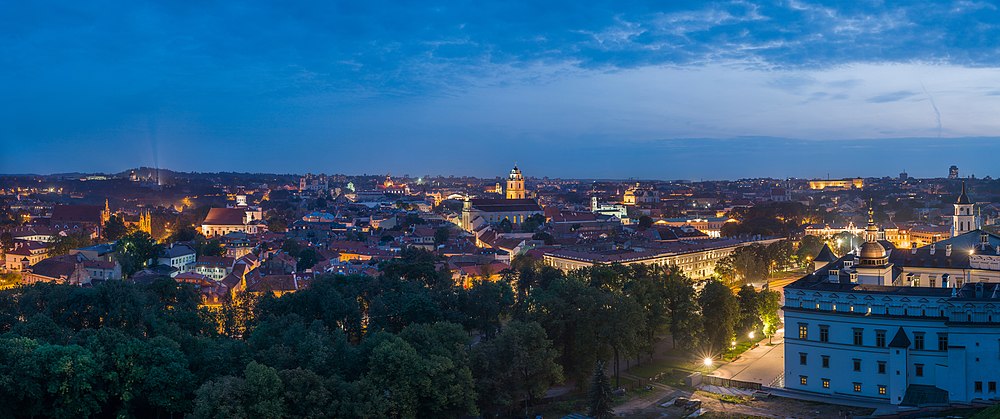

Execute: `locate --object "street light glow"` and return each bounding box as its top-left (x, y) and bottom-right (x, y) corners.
top-left (703, 357), bottom-right (713, 367)
top-left (748, 331), bottom-right (755, 339)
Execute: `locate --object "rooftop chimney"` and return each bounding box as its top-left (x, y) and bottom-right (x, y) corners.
top-left (911, 242), bottom-right (918, 254)
top-left (976, 282), bottom-right (984, 299)
top-left (946, 244), bottom-right (952, 256)
top-left (930, 245), bottom-right (936, 255)
top-left (982, 233), bottom-right (989, 250)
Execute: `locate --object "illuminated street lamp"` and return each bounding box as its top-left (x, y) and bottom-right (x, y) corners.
top-left (748, 331), bottom-right (756, 339)
top-left (703, 357), bottom-right (713, 367)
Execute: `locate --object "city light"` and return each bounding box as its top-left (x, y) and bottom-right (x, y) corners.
top-left (703, 357), bottom-right (713, 367)
top-left (748, 331), bottom-right (755, 339)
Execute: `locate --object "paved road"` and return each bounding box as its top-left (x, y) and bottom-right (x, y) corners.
top-left (711, 331), bottom-right (785, 385)
top-left (711, 274), bottom-right (795, 386)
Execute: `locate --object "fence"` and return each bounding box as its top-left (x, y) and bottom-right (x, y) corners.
top-left (702, 375), bottom-right (763, 391)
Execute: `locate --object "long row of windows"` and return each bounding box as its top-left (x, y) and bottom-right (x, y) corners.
top-left (798, 323), bottom-right (948, 351)
top-left (799, 376), bottom-right (886, 395)
top-left (798, 354), bottom-right (900, 375)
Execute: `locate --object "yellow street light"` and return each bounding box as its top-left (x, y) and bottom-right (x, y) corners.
top-left (703, 357), bottom-right (714, 367)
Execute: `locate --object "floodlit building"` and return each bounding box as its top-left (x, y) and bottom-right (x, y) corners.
top-left (784, 187), bottom-right (1000, 406)
top-left (808, 178), bottom-right (864, 190)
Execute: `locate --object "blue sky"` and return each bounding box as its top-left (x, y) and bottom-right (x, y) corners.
top-left (2, 0), bottom-right (1000, 179)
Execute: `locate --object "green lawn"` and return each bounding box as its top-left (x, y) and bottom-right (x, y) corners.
top-left (722, 335), bottom-right (765, 362)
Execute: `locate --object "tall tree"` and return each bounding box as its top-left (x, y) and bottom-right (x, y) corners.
top-left (736, 285), bottom-right (762, 336)
top-left (758, 289), bottom-right (782, 344)
top-left (433, 227), bottom-right (450, 246)
top-left (48, 231), bottom-right (93, 256)
top-left (698, 280), bottom-right (738, 354)
top-left (115, 231), bottom-right (161, 277)
top-left (588, 361), bottom-right (614, 419)
top-left (471, 321), bottom-right (563, 417)
top-left (663, 271), bottom-right (703, 351)
top-left (103, 215), bottom-right (128, 241)
top-left (464, 279), bottom-right (515, 339)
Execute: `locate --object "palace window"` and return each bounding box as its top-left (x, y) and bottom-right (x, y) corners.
top-left (822, 378), bottom-right (830, 389)
top-left (822, 355), bottom-right (830, 368)
top-left (819, 325), bottom-right (829, 343)
top-left (798, 323), bottom-right (808, 340)
top-left (875, 330), bottom-right (886, 348)
top-left (799, 353), bottom-right (807, 365)
top-left (853, 383), bottom-right (862, 392)
top-left (915, 364), bottom-right (924, 377)
top-left (800, 376), bottom-right (808, 386)
top-left (938, 333), bottom-right (948, 351)
top-left (853, 328), bottom-right (864, 346)
top-left (878, 385), bottom-right (887, 395)
top-left (991, 382), bottom-right (997, 393)
top-left (853, 359), bottom-right (861, 372)
top-left (914, 333), bottom-right (925, 350)
top-left (975, 381), bottom-right (983, 393)
top-left (878, 361), bottom-right (886, 374)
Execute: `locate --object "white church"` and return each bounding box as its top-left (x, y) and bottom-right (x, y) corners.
top-left (784, 182), bottom-right (1000, 405)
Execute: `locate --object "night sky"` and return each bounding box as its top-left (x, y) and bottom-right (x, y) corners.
top-left (2, 1), bottom-right (1000, 179)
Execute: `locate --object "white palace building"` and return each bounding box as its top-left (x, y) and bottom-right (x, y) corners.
top-left (785, 183), bottom-right (1000, 406)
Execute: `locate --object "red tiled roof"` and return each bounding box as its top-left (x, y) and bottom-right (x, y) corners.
top-left (51, 205), bottom-right (104, 224)
top-left (202, 208), bottom-right (246, 226)
top-left (7, 241), bottom-right (48, 256)
top-left (469, 198), bottom-right (542, 213)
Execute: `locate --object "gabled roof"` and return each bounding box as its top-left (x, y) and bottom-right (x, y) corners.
top-left (51, 205), bottom-right (104, 224)
top-left (202, 208), bottom-right (246, 226)
top-left (888, 327), bottom-right (911, 348)
top-left (161, 244), bottom-right (196, 258)
top-left (29, 255), bottom-right (81, 279)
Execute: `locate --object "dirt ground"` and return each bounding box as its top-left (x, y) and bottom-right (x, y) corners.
top-left (618, 390), bottom-right (875, 418)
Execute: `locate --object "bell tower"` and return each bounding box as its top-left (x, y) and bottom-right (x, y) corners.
top-left (506, 165), bottom-right (525, 200)
top-left (953, 181), bottom-right (976, 237)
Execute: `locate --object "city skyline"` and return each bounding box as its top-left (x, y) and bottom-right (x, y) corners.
top-left (4, 1), bottom-right (1000, 177)
top-left (3, 136), bottom-right (998, 181)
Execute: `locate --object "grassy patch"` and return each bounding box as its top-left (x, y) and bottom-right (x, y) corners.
top-left (722, 336), bottom-right (765, 362)
top-left (699, 391), bottom-right (750, 404)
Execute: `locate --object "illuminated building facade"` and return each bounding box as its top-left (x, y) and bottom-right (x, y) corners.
top-left (808, 178), bottom-right (864, 190)
top-left (505, 165), bottom-right (525, 199)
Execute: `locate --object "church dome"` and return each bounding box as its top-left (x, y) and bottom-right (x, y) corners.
top-left (859, 241), bottom-right (886, 260)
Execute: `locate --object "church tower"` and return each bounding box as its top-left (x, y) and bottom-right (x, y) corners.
top-left (506, 165), bottom-right (525, 200)
top-left (952, 181), bottom-right (976, 237)
top-left (102, 199), bottom-right (111, 224)
top-left (856, 205), bottom-right (893, 286)
top-left (139, 210), bottom-right (152, 234)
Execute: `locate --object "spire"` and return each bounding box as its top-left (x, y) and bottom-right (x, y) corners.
top-left (864, 200), bottom-right (879, 243)
top-left (957, 180), bottom-right (971, 204)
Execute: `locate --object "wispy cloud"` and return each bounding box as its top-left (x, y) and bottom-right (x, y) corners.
top-left (866, 90), bottom-right (918, 103)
